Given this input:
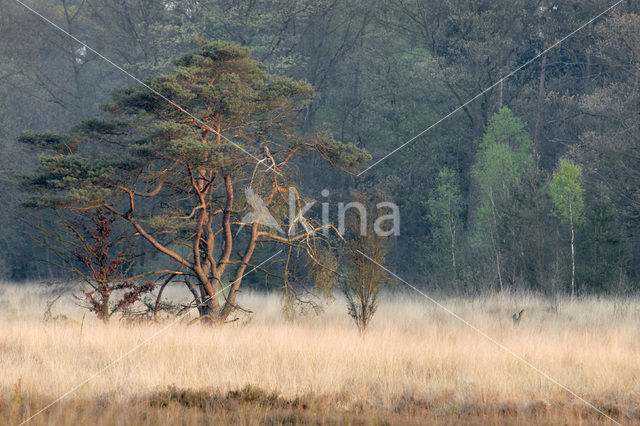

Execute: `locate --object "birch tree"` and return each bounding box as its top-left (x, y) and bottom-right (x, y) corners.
top-left (549, 159), bottom-right (584, 300)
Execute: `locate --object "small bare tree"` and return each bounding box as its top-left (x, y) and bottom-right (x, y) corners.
top-left (340, 200), bottom-right (391, 334)
top-left (69, 209), bottom-right (155, 322)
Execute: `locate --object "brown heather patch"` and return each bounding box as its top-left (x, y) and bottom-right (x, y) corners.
top-left (2, 388), bottom-right (638, 425)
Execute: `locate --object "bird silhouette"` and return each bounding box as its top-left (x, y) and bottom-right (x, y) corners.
top-left (512, 309), bottom-right (525, 325)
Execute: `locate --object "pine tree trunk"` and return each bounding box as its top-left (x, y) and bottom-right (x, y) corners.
top-left (533, 53), bottom-right (547, 156)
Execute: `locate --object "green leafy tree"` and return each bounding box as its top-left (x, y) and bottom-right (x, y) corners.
top-left (549, 159), bottom-right (584, 300)
top-left (20, 40), bottom-right (369, 323)
top-left (472, 107), bottom-right (534, 291)
top-left (426, 168), bottom-right (464, 287)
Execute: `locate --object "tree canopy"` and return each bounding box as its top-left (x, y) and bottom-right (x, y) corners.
top-left (1, 0), bottom-right (639, 296)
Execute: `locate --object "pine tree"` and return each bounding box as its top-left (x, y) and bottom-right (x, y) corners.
top-left (20, 40), bottom-right (369, 323)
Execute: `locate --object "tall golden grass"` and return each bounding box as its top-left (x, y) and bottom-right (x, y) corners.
top-left (1, 282), bottom-right (638, 424)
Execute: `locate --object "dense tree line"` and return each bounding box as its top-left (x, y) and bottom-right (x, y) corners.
top-left (0, 0), bottom-right (638, 296)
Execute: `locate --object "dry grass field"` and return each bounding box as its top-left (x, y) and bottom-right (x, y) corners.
top-left (1, 282), bottom-right (639, 425)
